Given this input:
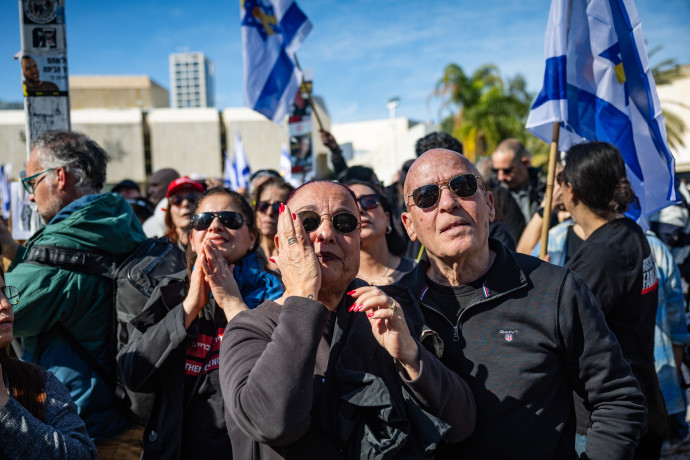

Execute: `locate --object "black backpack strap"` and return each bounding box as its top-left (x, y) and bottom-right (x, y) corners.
top-left (24, 245), bottom-right (118, 278)
top-left (53, 322), bottom-right (116, 389)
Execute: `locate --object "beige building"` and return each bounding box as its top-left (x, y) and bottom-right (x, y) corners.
top-left (69, 76), bottom-right (169, 110)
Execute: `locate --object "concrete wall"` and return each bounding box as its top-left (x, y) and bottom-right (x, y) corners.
top-left (72, 109), bottom-right (146, 183)
top-left (148, 108), bottom-right (221, 179)
top-left (331, 118), bottom-right (437, 184)
top-left (0, 110), bottom-right (28, 180)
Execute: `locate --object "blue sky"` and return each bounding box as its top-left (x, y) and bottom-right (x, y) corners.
top-left (1, 0), bottom-right (689, 124)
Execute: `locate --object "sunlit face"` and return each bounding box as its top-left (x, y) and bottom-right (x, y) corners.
top-left (190, 194), bottom-right (256, 264)
top-left (402, 149), bottom-right (495, 261)
top-left (0, 275), bottom-right (15, 347)
top-left (348, 183), bottom-right (388, 244)
top-left (169, 188), bottom-right (200, 231)
top-left (492, 149), bottom-right (529, 191)
top-left (26, 148), bottom-right (61, 223)
top-left (286, 182), bottom-right (361, 292)
top-left (256, 185), bottom-right (290, 238)
top-left (22, 57), bottom-right (40, 84)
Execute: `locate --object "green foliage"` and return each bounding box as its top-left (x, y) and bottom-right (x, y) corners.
top-left (433, 63), bottom-right (537, 162)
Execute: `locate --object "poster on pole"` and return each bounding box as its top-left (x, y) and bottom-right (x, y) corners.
top-left (288, 72), bottom-right (313, 179)
top-left (19, 0), bottom-right (70, 143)
top-left (10, 182), bottom-right (33, 241)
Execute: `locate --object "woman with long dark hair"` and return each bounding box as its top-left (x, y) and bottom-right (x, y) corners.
top-left (344, 179), bottom-right (415, 285)
top-left (0, 268), bottom-right (96, 459)
top-left (561, 141), bottom-right (665, 459)
top-left (252, 176), bottom-right (294, 273)
top-left (118, 187), bottom-right (283, 459)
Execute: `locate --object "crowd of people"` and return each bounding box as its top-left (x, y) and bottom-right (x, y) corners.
top-left (0, 127), bottom-right (688, 459)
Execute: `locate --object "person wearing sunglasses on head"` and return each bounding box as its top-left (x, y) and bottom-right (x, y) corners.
top-left (163, 177), bottom-right (204, 251)
top-left (118, 187), bottom-right (283, 460)
top-left (252, 177), bottom-right (295, 274)
top-left (343, 179), bottom-right (414, 285)
top-left (219, 180), bottom-right (475, 459)
top-left (0, 267), bottom-right (97, 459)
top-left (384, 148), bottom-right (646, 459)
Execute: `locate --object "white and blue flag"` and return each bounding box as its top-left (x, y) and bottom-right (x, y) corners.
top-left (279, 143), bottom-right (293, 183)
top-left (241, 0), bottom-right (312, 123)
top-left (224, 133), bottom-right (251, 191)
top-left (0, 164), bottom-right (10, 220)
top-left (526, 0), bottom-right (678, 221)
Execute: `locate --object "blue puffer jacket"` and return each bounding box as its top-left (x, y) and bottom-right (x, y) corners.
top-left (7, 193), bottom-right (147, 442)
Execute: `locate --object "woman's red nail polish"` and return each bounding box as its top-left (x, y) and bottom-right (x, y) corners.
top-left (347, 290), bottom-right (356, 295)
top-left (279, 203), bottom-right (285, 215)
top-left (367, 312), bottom-right (374, 318)
top-left (356, 305), bottom-right (363, 311)
top-left (269, 258), bottom-right (276, 263)
top-left (292, 213), bottom-right (296, 220)
top-left (349, 302), bottom-right (356, 312)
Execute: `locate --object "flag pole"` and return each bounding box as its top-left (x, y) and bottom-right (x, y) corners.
top-left (539, 122), bottom-right (560, 260)
top-left (293, 54), bottom-right (324, 131)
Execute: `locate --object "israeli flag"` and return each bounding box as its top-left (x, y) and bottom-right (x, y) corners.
top-left (223, 150), bottom-right (238, 190)
top-left (0, 164), bottom-right (10, 220)
top-left (241, 0), bottom-right (312, 123)
top-left (233, 133), bottom-right (251, 190)
top-left (279, 143), bottom-right (293, 182)
top-left (527, 0), bottom-right (678, 221)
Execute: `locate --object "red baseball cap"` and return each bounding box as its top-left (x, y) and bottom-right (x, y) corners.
top-left (165, 176), bottom-right (204, 198)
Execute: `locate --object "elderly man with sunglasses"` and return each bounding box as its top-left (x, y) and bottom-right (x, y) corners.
top-left (387, 148), bottom-right (646, 459)
top-left (0, 130), bottom-right (147, 458)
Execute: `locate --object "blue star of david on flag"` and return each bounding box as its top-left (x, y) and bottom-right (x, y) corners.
top-left (526, 0), bottom-right (678, 225)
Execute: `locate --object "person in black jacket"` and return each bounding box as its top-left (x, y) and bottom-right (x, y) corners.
top-left (560, 141), bottom-right (665, 459)
top-left (219, 180), bottom-right (476, 459)
top-left (395, 148), bottom-right (646, 459)
top-left (118, 187), bottom-right (283, 459)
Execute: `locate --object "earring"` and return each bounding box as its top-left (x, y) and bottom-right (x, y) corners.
top-left (386, 225), bottom-right (392, 234)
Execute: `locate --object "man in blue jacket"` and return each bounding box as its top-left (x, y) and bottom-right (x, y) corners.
top-left (0, 131), bottom-right (146, 458)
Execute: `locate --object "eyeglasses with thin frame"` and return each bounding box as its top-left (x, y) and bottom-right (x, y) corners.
top-left (21, 168), bottom-right (56, 194)
top-left (356, 194), bottom-right (379, 211)
top-left (169, 193), bottom-right (201, 206)
top-left (256, 201), bottom-right (282, 214)
top-left (297, 211), bottom-right (360, 234)
top-left (408, 174), bottom-right (482, 209)
top-left (2, 286), bottom-right (19, 306)
top-left (190, 211), bottom-right (245, 231)
top-left (492, 166), bottom-right (514, 175)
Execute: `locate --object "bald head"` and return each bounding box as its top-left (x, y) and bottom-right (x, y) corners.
top-left (148, 168), bottom-right (180, 203)
top-left (404, 149), bottom-right (479, 200)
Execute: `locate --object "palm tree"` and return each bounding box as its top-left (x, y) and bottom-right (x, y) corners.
top-left (649, 45), bottom-right (687, 150)
top-left (434, 63), bottom-right (534, 161)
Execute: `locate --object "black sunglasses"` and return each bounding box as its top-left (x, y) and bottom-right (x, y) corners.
top-left (169, 192), bottom-right (201, 206)
top-left (409, 174), bottom-right (482, 209)
top-left (297, 211), bottom-right (360, 234)
top-left (492, 166), bottom-right (514, 175)
top-left (190, 211), bottom-right (245, 231)
top-left (257, 201), bottom-right (282, 214)
top-left (356, 194), bottom-right (379, 211)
